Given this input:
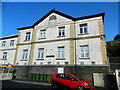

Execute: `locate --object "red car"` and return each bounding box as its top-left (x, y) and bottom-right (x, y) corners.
top-left (51, 73), bottom-right (91, 90)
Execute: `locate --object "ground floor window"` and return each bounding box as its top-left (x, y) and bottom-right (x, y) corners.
top-left (80, 45), bottom-right (89, 58)
top-left (57, 47), bottom-right (65, 59)
top-left (38, 48), bottom-right (44, 59)
top-left (3, 52), bottom-right (7, 59)
top-left (22, 49), bottom-right (28, 60)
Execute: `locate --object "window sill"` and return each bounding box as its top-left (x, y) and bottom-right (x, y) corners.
top-left (1, 58), bottom-right (7, 60)
top-left (21, 59), bottom-right (27, 61)
top-left (36, 59), bottom-right (44, 60)
top-left (57, 35), bottom-right (66, 38)
top-left (56, 58), bottom-right (65, 60)
top-left (78, 33), bottom-right (89, 35)
top-left (24, 40), bottom-right (30, 42)
top-left (38, 38), bottom-right (46, 40)
top-left (79, 57), bottom-right (90, 59)
top-left (10, 45), bottom-right (14, 47)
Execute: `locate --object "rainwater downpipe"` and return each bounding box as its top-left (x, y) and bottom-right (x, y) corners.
top-left (73, 21), bottom-right (77, 75)
top-left (27, 27), bottom-right (34, 80)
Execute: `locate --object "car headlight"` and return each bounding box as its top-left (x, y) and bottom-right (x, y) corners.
top-left (84, 83), bottom-right (89, 85)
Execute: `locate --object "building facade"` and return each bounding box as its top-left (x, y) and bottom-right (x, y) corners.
top-left (14, 9), bottom-right (108, 66)
top-left (0, 10), bottom-right (109, 81)
top-left (0, 10), bottom-right (108, 66)
top-left (0, 35), bottom-right (18, 64)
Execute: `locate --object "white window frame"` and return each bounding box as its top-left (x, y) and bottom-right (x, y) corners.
top-left (2, 41), bottom-right (6, 46)
top-left (58, 27), bottom-right (65, 36)
top-left (10, 40), bottom-right (14, 46)
top-left (25, 32), bottom-right (31, 41)
top-left (22, 49), bottom-right (28, 60)
top-left (2, 52), bottom-right (7, 59)
top-left (57, 47), bottom-right (65, 59)
top-left (38, 48), bottom-right (44, 59)
top-left (40, 30), bottom-right (46, 39)
top-left (79, 23), bottom-right (88, 34)
top-left (80, 45), bottom-right (89, 58)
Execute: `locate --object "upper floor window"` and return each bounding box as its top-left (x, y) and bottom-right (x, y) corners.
top-left (58, 27), bottom-right (65, 37)
top-left (57, 47), bottom-right (65, 59)
top-left (2, 41), bottom-right (6, 47)
top-left (38, 48), bottom-right (44, 59)
top-left (3, 52), bottom-right (7, 59)
top-left (22, 49), bottom-right (28, 60)
top-left (40, 30), bottom-right (46, 39)
top-left (80, 45), bottom-right (89, 58)
top-left (10, 40), bottom-right (14, 46)
top-left (25, 32), bottom-right (31, 41)
top-left (79, 23), bottom-right (88, 34)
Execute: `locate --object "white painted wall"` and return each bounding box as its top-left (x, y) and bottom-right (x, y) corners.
top-left (0, 36), bottom-right (18, 64)
top-left (76, 38), bottom-right (103, 65)
top-left (0, 50), bottom-right (16, 64)
top-left (34, 13), bottom-right (73, 42)
top-left (32, 40), bottom-right (70, 65)
top-left (19, 29), bottom-right (33, 43)
top-left (75, 17), bottom-right (102, 38)
top-left (16, 45), bottom-right (32, 65)
top-left (35, 24), bottom-right (70, 42)
top-left (0, 37), bottom-right (18, 50)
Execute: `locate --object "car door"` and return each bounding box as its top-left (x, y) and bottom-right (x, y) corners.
top-left (55, 74), bottom-right (67, 87)
top-left (63, 74), bottom-right (78, 88)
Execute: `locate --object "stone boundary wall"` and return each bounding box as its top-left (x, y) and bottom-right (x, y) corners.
top-left (13, 66), bottom-right (109, 83)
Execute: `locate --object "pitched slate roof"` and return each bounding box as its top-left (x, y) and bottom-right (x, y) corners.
top-left (17, 9), bottom-right (105, 30)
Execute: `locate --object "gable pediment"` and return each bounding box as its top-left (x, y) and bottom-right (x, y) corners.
top-left (35, 12), bottom-right (73, 27)
top-left (17, 9), bottom-right (105, 30)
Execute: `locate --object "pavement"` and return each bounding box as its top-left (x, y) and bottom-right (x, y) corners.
top-left (12, 80), bottom-right (51, 86)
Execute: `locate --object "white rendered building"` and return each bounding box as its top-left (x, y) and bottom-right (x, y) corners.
top-left (0, 35), bottom-right (18, 64)
top-left (0, 10), bottom-right (108, 66)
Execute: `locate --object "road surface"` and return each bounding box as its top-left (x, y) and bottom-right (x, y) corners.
top-left (1, 80), bottom-right (111, 90)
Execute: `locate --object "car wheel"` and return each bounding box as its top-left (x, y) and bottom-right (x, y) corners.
top-left (52, 83), bottom-right (58, 89)
top-left (77, 85), bottom-right (84, 90)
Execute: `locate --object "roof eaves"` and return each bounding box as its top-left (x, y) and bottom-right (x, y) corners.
top-left (0, 34), bottom-right (18, 40)
top-left (75, 13), bottom-right (105, 22)
top-left (17, 26), bottom-right (34, 30)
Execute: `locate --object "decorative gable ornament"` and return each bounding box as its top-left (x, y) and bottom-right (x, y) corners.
top-left (49, 15), bottom-right (57, 21)
top-left (48, 15), bottom-right (57, 27)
